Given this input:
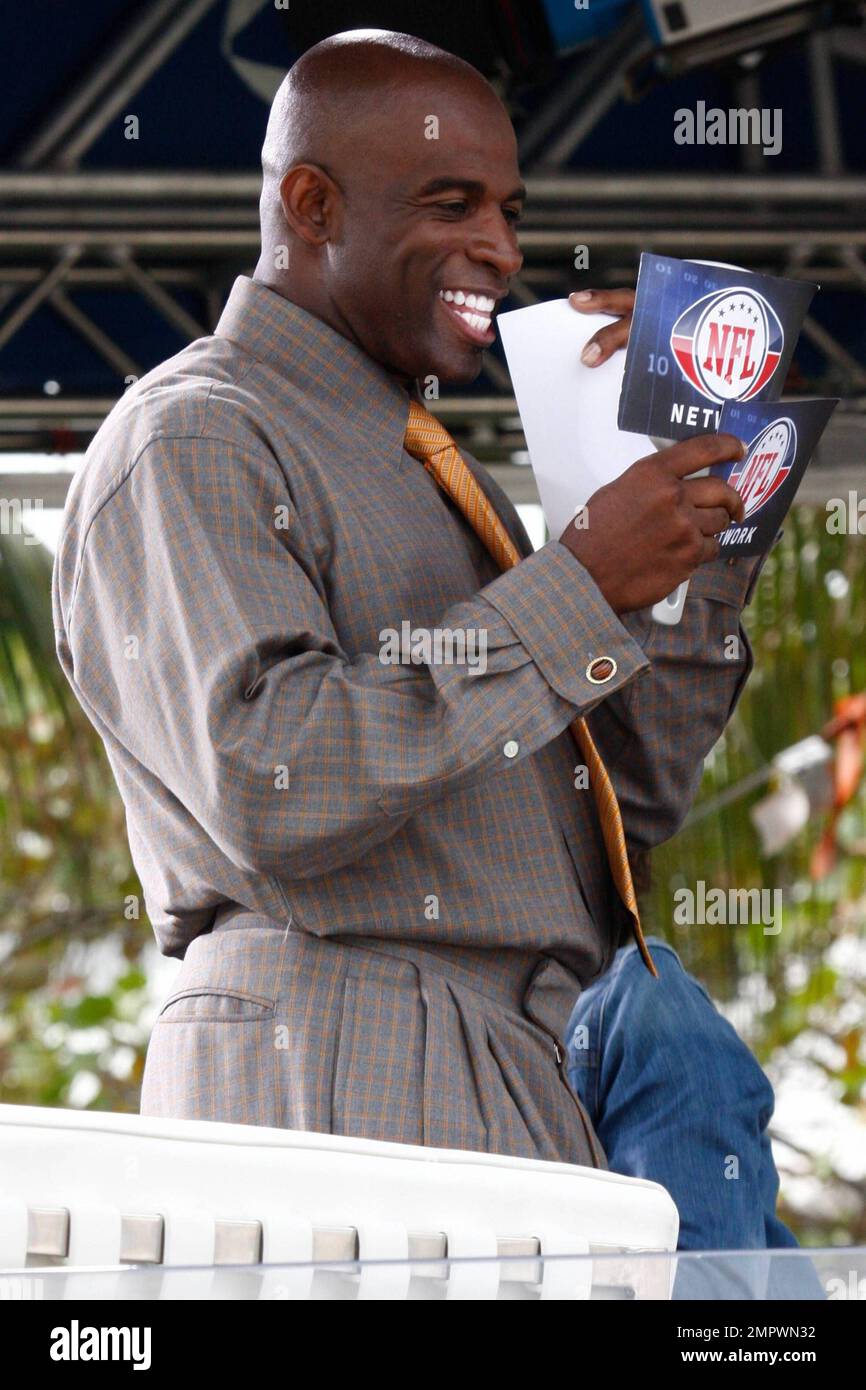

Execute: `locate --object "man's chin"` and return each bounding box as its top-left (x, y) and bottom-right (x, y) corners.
top-left (426, 349), bottom-right (486, 388)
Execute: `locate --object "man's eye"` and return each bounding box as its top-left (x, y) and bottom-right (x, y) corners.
top-left (439, 200), bottom-right (469, 215)
top-left (503, 208), bottom-right (523, 226)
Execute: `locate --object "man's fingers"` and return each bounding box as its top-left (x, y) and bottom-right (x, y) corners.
top-left (579, 317), bottom-right (631, 366)
top-left (693, 506), bottom-right (738, 538)
top-left (682, 475), bottom-right (746, 522)
top-left (661, 432), bottom-right (747, 479)
top-left (570, 289), bottom-right (636, 316)
top-left (569, 287), bottom-right (635, 367)
top-left (699, 534), bottom-right (722, 563)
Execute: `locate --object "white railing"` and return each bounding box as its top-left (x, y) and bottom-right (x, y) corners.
top-left (0, 1103), bottom-right (679, 1300)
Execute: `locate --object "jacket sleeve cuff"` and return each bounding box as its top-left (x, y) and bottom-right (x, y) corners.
top-left (480, 538), bottom-right (650, 709)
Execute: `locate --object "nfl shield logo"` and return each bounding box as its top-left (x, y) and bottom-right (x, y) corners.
top-left (728, 417), bottom-right (796, 518)
top-left (671, 287), bottom-right (784, 404)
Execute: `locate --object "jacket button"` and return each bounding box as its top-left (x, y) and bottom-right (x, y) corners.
top-left (503, 739), bottom-right (520, 758)
top-left (586, 656), bottom-right (617, 684)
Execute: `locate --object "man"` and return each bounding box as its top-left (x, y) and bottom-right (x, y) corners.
top-left (52, 29), bottom-right (791, 1252)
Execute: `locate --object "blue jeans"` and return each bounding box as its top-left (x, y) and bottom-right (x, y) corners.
top-left (565, 937), bottom-right (825, 1299)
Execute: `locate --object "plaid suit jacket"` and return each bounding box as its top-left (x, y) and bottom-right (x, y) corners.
top-left (52, 275), bottom-right (762, 1161)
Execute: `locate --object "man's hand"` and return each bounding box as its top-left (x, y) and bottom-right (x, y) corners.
top-left (559, 434), bottom-right (747, 614)
top-left (569, 288), bottom-right (635, 367)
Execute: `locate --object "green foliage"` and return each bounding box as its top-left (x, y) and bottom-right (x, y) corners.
top-left (647, 508), bottom-right (866, 991)
top-left (0, 532), bottom-right (151, 1114)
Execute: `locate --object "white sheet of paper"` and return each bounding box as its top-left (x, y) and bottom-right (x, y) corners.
top-left (497, 297), bottom-right (692, 625)
top-left (497, 298), bottom-right (655, 539)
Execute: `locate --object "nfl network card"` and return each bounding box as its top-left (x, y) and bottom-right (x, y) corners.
top-left (710, 397), bottom-right (839, 556)
top-left (618, 254), bottom-right (817, 441)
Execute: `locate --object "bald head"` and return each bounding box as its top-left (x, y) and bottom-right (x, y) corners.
top-left (261, 30), bottom-right (488, 196)
top-left (254, 28), bottom-right (524, 387)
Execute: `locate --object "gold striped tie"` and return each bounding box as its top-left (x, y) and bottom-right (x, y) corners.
top-left (404, 397), bottom-right (658, 979)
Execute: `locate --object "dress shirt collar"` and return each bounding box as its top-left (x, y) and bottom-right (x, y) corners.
top-left (215, 275), bottom-right (414, 457)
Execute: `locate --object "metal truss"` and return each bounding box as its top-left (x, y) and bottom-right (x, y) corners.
top-left (16, 0), bottom-right (221, 171)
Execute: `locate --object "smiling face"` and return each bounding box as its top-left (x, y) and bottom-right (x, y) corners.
top-left (261, 56), bottom-right (525, 388)
top-left (325, 80), bottom-right (525, 385)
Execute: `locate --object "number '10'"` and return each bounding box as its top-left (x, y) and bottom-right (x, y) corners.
top-left (648, 354), bottom-right (669, 375)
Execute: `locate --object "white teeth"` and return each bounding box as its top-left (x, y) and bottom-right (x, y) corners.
top-left (438, 292), bottom-right (493, 334)
top-left (455, 309), bottom-right (492, 333)
top-left (439, 290), bottom-right (497, 313)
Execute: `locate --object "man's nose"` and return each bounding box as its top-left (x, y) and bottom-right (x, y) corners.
top-left (466, 213), bottom-right (523, 279)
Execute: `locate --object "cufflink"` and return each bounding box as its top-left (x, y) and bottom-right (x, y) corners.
top-left (586, 656), bottom-right (617, 684)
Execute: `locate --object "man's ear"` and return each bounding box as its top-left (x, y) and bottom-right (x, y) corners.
top-left (279, 163), bottom-right (341, 247)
